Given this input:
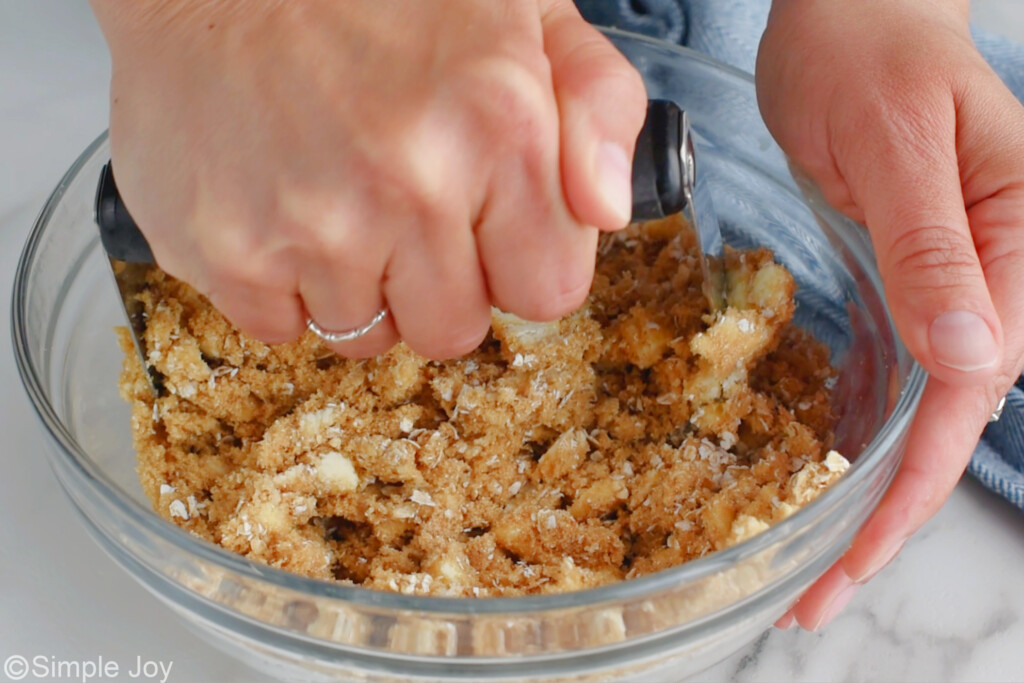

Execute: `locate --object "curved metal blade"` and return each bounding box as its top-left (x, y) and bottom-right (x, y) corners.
top-left (680, 112), bottom-right (725, 311)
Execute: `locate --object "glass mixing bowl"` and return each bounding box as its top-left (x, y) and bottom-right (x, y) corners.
top-left (12, 31), bottom-right (925, 683)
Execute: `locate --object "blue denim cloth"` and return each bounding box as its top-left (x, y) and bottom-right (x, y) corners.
top-left (576, 0), bottom-right (1024, 512)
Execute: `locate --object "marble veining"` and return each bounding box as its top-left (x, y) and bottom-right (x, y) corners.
top-left (696, 478), bottom-right (1024, 682)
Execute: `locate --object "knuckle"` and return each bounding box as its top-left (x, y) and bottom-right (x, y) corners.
top-left (492, 37), bottom-right (552, 80)
top-left (308, 222), bottom-right (366, 267)
top-left (991, 369), bottom-right (1018, 400)
top-left (337, 150), bottom-right (458, 249)
top-left (290, 220), bottom-right (384, 279)
top-left (365, 150), bottom-right (445, 225)
top-left (977, 239), bottom-right (1024, 278)
top-left (193, 220), bottom-right (277, 290)
top-left (276, 190), bottom-right (366, 264)
top-left (204, 250), bottom-right (259, 290)
top-left (564, 39), bottom-right (647, 105)
top-left (884, 224), bottom-right (984, 288)
top-left (376, 172), bottom-right (462, 244)
top-left (461, 57), bottom-right (556, 152)
top-left (194, 221), bottom-right (246, 269)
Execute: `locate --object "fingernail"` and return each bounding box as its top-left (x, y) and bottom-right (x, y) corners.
top-left (850, 538), bottom-right (905, 583)
top-left (812, 581), bottom-right (859, 631)
top-left (929, 311), bottom-right (998, 372)
top-left (596, 141), bottom-right (632, 227)
top-left (775, 611), bottom-right (796, 629)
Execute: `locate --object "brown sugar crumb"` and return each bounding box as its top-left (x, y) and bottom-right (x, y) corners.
top-left (118, 215), bottom-right (847, 597)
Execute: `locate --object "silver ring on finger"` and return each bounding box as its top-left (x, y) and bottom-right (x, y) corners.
top-left (989, 395), bottom-right (1007, 423)
top-left (306, 308), bottom-right (388, 343)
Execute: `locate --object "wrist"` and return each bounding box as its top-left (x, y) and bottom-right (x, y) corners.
top-left (89, 0), bottom-right (256, 60)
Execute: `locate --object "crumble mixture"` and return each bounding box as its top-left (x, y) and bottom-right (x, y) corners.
top-left (118, 215), bottom-right (847, 597)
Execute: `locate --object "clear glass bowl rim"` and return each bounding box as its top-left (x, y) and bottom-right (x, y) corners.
top-left (11, 31), bottom-right (927, 617)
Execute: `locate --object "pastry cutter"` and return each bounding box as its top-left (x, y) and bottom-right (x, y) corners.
top-left (94, 99), bottom-right (724, 393)
top-left (631, 99), bottom-right (726, 310)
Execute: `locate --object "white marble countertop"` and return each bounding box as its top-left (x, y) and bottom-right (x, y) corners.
top-left (2, 3), bottom-right (1022, 682)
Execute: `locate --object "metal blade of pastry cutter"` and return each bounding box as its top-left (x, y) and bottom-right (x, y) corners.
top-left (631, 100), bottom-right (725, 311)
top-left (679, 111), bottom-right (725, 311)
top-left (95, 162), bottom-right (162, 394)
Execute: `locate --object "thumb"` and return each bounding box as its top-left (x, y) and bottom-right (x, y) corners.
top-left (841, 98), bottom-right (1003, 385)
top-left (539, 0), bottom-right (647, 231)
